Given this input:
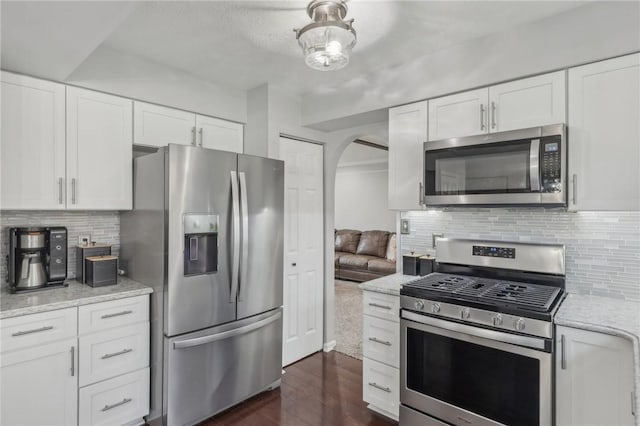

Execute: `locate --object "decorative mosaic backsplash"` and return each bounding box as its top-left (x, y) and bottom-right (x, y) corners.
top-left (400, 209), bottom-right (640, 301)
top-left (0, 211), bottom-right (120, 283)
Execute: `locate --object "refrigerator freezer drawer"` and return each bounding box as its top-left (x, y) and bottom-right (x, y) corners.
top-left (165, 308), bottom-right (283, 426)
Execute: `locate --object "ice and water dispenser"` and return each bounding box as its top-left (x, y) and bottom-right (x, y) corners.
top-left (183, 213), bottom-right (219, 276)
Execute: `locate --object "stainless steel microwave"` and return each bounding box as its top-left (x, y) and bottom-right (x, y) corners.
top-left (423, 124), bottom-right (566, 206)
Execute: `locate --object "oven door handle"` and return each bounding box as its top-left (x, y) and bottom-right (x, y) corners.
top-left (401, 310), bottom-right (547, 350)
top-left (530, 138), bottom-right (541, 192)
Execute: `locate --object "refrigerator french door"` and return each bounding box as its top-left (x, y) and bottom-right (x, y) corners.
top-left (121, 144), bottom-right (284, 426)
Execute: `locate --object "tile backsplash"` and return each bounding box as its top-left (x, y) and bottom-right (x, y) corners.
top-left (401, 209), bottom-right (640, 301)
top-left (1, 211), bottom-right (120, 283)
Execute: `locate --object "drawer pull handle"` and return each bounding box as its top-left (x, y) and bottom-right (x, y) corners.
top-left (101, 310), bottom-right (133, 319)
top-left (368, 337), bottom-right (392, 346)
top-left (368, 382), bottom-right (391, 393)
top-left (12, 325), bottom-right (54, 337)
top-left (101, 348), bottom-right (133, 360)
top-left (368, 303), bottom-right (392, 310)
top-left (101, 398), bottom-right (132, 412)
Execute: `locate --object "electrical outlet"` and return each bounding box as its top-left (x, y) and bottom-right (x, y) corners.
top-left (400, 219), bottom-right (410, 234)
top-left (78, 234), bottom-right (91, 246)
top-left (432, 233), bottom-right (444, 248)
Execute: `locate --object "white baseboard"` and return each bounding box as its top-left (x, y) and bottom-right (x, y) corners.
top-left (323, 340), bottom-right (336, 352)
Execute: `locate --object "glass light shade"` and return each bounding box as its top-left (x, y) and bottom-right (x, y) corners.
top-left (298, 24), bottom-right (356, 71)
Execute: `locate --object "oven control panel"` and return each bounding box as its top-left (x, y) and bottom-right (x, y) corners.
top-left (472, 245), bottom-right (515, 259)
top-left (400, 295), bottom-right (553, 340)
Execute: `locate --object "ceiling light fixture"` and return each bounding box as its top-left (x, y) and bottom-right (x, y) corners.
top-left (293, 0), bottom-right (357, 71)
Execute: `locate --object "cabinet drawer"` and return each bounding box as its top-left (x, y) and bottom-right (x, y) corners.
top-left (363, 357), bottom-right (399, 417)
top-left (363, 291), bottom-right (399, 322)
top-left (79, 295), bottom-right (149, 335)
top-left (363, 315), bottom-right (400, 368)
top-left (79, 367), bottom-right (149, 426)
top-left (1, 307), bottom-right (77, 352)
top-left (79, 322), bottom-right (150, 387)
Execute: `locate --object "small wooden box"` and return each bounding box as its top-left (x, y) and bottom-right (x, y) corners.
top-left (85, 255), bottom-right (118, 287)
top-left (419, 255), bottom-right (435, 276)
top-left (403, 254), bottom-right (423, 275)
top-left (76, 244), bottom-right (111, 283)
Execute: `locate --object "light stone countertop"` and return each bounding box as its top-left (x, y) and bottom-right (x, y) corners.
top-left (555, 293), bottom-right (640, 423)
top-left (0, 277), bottom-right (153, 319)
top-left (358, 273), bottom-right (422, 296)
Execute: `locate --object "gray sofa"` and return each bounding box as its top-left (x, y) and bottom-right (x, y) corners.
top-left (334, 229), bottom-right (397, 282)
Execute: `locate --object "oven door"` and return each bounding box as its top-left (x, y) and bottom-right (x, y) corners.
top-left (400, 310), bottom-right (552, 426)
top-left (423, 124), bottom-right (565, 206)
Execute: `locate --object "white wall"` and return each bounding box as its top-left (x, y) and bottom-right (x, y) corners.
top-left (335, 144), bottom-right (395, 232)
top-left (301, 1), bottom-right (640, 127)
top-left (66, 46), bottom-right (247, 123)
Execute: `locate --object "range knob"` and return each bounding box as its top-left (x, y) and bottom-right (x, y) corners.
top-left (460, 308), bottom-right (470, 320)
top-left (431, 303), bottom-right (441, 314)
top-left (492, 314), bottom-right (503, 326)
top-left (515, 318), bottom-right (526, 331)
top-left (414, 300), bottom-right (425, 311)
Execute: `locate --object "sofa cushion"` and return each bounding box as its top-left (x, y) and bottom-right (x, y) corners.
top-left (335, 229), bottom-right (361, 254)
top-left (356, 230), bottom-right (390, 258)
top-left (368, 258), bottom-right (396, 274)
top-left (335, 251), bottom-right (349, 266)
top-left (386, 233), bottom-right (397, 262)
top-left (338, 254), bottom-right (378, 269)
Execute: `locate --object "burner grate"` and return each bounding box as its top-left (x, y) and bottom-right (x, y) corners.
top-left (403, 272), bottom-right (562, 313)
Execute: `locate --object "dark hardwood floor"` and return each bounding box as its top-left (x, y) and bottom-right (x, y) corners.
top-left (200, 351), bottom-right (398, 426)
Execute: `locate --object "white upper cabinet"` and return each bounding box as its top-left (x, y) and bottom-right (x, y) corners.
top-left (568, 53), bottom-right (640, 211)
top-left (428, 88), bottom-right (487, 141)
top-left (388, 101), bottom-right (428, 210)
top-left (428, 71), bottom-right (566, 141)
top-left (195, 114), bottom-right (243, 153)
top-left (133, 101), bottom-right (243, 153)
top-left (66, 87), bottom-right (133, 210)
top-left (489, 70), bottom-right (566, 132)
top-left (556, 326), bottom-right (635, 426)
top-left (133, 101), bottom-right (195, 147)
top-left (1, 72), bottom-right (66, 210)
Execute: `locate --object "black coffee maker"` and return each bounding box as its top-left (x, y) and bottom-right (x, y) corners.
top-left (7, 227), bottom-right (68, 293)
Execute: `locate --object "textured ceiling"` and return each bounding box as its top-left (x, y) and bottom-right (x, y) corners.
top-left (96, 1), bottom-right (584, 96)
top-left (1, 1), bottom-right (587, 99)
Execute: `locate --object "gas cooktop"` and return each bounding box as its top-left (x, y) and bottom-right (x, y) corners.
top-left (402, 272), bottom-right (562, 313)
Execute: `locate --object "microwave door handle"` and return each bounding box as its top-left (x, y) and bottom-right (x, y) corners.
top-left (530, 139), bottom-right (541, 192)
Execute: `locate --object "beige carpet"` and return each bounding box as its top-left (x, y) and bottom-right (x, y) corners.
top-left (334, 279), bottom-right (363, 360)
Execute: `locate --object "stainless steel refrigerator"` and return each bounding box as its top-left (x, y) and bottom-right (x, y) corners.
top-left (121, 144), bottom-right (284, 426)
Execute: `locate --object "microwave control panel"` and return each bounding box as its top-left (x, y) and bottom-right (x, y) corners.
top-left (541, 137), bottom-right (562, 193)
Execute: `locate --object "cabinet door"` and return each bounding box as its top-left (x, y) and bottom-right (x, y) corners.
top-left (388, 101), bottom-right (427, 210)
top-left (1, 338), bottom-right (78, 426)
top-left (428, 88), bottom-right (488, 141)
top-left (133, 101), bottom-right (195, 147)
top-left (489, 70), bottom-right (566, 132)
top-left (195, 114), bottom-right (243, 153)
top-left (568, 53), bottom-right (640, 211)
top-left (1, 72), bottom-right (66, 210)
top-left (556, 326), bottom-right (635, 426)
top-left (66, 87), bottom-right (133, 210)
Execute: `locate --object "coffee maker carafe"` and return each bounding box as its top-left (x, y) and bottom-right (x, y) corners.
top-left (8, 227), bottom-right (68, 293)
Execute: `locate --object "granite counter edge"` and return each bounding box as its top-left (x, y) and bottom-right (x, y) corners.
top-left (1, 287), bottom-right (154, 320)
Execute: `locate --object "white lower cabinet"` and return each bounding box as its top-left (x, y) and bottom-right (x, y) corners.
top-left (79, 368), bottom-right (150, 426)
top-left (363, 357), bottom-right (400, 417)
top-left (556, 325), bottom-right (635, 426)
top-left (0, 295), bottom-right (150, 426)
top-left (0, 337), bottom-right (78, 426)
top-left (362, 290), bottom-right (400, 420)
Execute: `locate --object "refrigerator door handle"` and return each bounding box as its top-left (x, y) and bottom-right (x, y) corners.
top-left (173, 309), bottom-right (282, 349)
top-left (238, 172), bottom-right (249, 301)
top-left (230, 171), bottom-right (240, 302)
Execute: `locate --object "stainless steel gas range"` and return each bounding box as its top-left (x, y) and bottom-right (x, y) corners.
top-left (399, 238), bottom-right (566, 426)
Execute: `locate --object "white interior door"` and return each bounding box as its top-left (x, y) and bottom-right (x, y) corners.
top-left (279, 137), bottom-right (324, 366)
